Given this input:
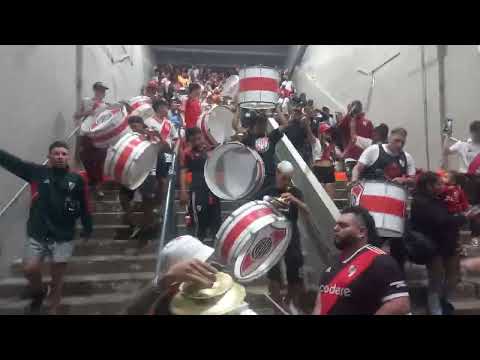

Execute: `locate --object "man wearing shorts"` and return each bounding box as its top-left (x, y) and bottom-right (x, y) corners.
top-left (0, 141), bottom-right (92, 314)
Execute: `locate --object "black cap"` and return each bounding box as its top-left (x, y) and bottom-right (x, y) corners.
top-left (93, 81), bottom-right (109, 90)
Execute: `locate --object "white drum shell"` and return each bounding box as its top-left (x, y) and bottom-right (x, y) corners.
top-left (81, 107), bottom-right (131, 148)
top-left (238, 66), bottom-right (280, 110)
top-left (350, 180), bottom-right (407, 237)
top-left (104, 133), bottom-right (158, 190)
top-left (128, 96), bottom-right (154, 120)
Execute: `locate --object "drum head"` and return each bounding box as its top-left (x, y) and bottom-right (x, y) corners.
top-left (205, 143), bottom-right (264, 201)
top-left (206, 106), bottom-right (234, 144)
top-left (233, 221), bottom-right (291, 283)
top-left (125, 142), bottom-right (158, 190)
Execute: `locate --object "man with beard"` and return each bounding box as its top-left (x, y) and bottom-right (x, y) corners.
top-left (313, 206), bottom-right (410, 315)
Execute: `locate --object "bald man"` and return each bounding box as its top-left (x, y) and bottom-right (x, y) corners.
top-left (256, 161), bottom-right (309, 313)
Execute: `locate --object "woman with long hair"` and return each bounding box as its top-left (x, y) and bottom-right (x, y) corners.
top-left (410, 171), bottom-right (474, 314)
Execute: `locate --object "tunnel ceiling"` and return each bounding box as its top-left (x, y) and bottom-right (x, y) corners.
top-left (150, 45), bottom-right (290, 68)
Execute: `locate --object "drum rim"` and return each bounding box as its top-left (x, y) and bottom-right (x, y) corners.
top-left (93, 118), bottom-right (131, 148)
top-left (233, 221), bottom-right (292, 283)
top-left (123, 140), bottom-right (156, 190)
top-left (202, 105), bottom-right (234, 145)
top-left (204, 142), bottom-right (265, 201)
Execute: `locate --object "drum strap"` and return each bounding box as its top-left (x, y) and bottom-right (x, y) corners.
top-left (468, 152), bottom-right (480, 174)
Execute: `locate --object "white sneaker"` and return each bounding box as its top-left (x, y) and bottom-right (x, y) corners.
top-left (472, 237), bottom-right (480, 247)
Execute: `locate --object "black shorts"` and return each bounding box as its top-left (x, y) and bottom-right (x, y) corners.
top-left (156, 151), bottom-right (173, 180)
top-left (313, 166), bottom-right (335, 184)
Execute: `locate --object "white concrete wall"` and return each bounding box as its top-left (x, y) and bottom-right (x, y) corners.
top-left (291, 45), bottom-right (480, 171)
top-left (0, 45), bottom-right (153, 276)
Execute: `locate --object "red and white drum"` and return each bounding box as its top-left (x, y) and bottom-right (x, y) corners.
top-left (128, 96), bottom-right (154, 120)
top-left (350, 180), bottom-right (408, 237)
top-left (238, 66), bottom-right (280, 110)
top-left (104, 133), bottom-right (158, 190)
top-left (81, 106), bottom-right (131, 148)
top-left (216, 200), bottom-right (292, 283)
top-left (204, 142), bottom-right (265, 201)
top-left (197, 105), bottom-right (235, 146)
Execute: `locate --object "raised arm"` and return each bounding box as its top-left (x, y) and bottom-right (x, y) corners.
top-left (0, 148), bottom-right (42, 182)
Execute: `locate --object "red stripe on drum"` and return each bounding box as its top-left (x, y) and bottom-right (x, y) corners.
top-left (221, 207), bottom-right (274, 261)
top-left (239, 77), bottom-right (279, 93)
top-left (93, 116), bottom-right (130, 144)
top-left (359, 195), bottom-right (406, 218)
top-left (130, 100), bottom-right (151, 111)
top-left (113, 137), bottom-right (143, 181)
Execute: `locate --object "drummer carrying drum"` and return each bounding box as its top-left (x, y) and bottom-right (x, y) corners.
top-left (73, 81), bottom-right (109, 199)
top-left (256, 161), bottom-right (309, 314)
top-left (351, 127), bottom-right (416, 265)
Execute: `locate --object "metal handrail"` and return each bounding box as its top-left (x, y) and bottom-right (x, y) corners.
top-left (0, 125), bottom-right (81, 219)
top-left (155, 136), bottom-right (182, 277)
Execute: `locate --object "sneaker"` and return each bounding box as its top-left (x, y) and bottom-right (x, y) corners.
top-left (25, 289), bottom-right (47, 315)
top-left (130, 225), bottom-right (143, 239)
top-left (441, 298), bottom-right (455, 315)
top-left (472, 237), bottom-right (480, 247)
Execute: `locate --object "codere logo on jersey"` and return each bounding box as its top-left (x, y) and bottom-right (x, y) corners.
top-left (318, 284), bottom-right (352, 297)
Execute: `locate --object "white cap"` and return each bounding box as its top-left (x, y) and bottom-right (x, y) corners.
top-left (277, 161), bottom-right (294, 176)
top-left (157, 235), bottom-right (214, 275)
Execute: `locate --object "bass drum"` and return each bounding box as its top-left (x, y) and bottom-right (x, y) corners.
top-left (81, 106), bottom-right (130, 148)
top-left (350, 180), bottom-right (408, 238)
top-left (104, 133), bottom-right (158, 190)
top-left (197, 105), bottom-right (235, 146)
top-left (215, 200), bottom-right (292, 283)
top-left (128, 96), bottom-right (154, 120)
top-left (238, 66), bottom-right (280, 110)
top-left (204, 142), bottom-right (265, 201)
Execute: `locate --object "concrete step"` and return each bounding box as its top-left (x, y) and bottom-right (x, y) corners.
top-left (0, 271), bottom-right (155, 299)
top-left (72, 239), bottom-right (156, 256)
top-left (0, 292), bottom-right (135, 315)
top-left (11, 254), bottom-right (156, 277)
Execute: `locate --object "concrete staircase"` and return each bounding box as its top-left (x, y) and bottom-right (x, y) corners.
top-left (0, 182), bottom-right (274, 315)
top-left (0, 180), bottom-right (479, 315)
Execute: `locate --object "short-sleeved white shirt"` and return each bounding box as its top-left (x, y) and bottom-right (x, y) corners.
top-left (449, 140), bottom-right (480, 173)
top-left (358, 144), bottom-right (416, 176)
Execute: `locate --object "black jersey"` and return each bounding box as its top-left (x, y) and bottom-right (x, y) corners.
top-left (314, 244), bottom-right (409, 315)
top-left (241, 128), bottom-right (283, 178)
top-left (181, 148), bottom-right (208, 192)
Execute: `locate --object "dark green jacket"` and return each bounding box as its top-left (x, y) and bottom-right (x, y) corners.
top-left (0, 149), bottom-right (93, 242)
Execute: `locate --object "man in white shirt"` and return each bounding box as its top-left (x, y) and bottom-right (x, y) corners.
top-left (443, 120), bottom-right (480, 173)
top-left (443, 120), bottom-right (480, 246)
top-left (352, 127), bottom-right (416, 185)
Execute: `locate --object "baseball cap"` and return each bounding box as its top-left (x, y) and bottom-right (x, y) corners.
top-left (277, 161), bottom-right (294, 176)
top-left (157, 235), bottom-right (214, 275)
top-left (93, 81), bottom-right (109, 90)
top-left (318, 122), bottom-right (332, 134)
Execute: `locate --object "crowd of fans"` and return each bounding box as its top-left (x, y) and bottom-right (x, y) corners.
top-left (2, 60), bottom-right (480, 315)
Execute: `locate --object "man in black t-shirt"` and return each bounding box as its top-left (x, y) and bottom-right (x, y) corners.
top-left (314, 206), bottom-right (410, 315)
top-left (256, 161), bottom-right (309, 313)
top-left (179, 127), bottom-right (222, 244)
top-left (239, 110), bottom-right (288, 192)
